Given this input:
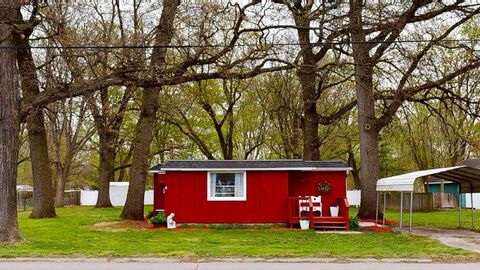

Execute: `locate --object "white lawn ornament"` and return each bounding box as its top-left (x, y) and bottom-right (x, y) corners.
top-left (167, 213), bottom-right (176, 229)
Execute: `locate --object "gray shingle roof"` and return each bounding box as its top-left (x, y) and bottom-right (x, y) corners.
top-left (149, 159), bottom-right (350, 172)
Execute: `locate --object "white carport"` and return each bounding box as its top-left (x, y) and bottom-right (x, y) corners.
top-left (376, 166), bottom-right (480, 232)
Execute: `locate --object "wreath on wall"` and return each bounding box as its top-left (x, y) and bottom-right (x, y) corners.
top-left (317, 180), bottom-right (332, 194)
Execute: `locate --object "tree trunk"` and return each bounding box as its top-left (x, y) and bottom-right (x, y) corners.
top-left (348, 150), bottom-right (362, 190)
top-left (96, 134), bottom-right (114, 207)
top-left (54, 170), bottom-right (67, 208)
top-left (356, 123), bottom-right (381, 219)
top-left (121, 0), bottom-right (180, 220)
top-left (350, 0), bottom-right (381, 219)
top-left (121, 87), bottom-right (161, 219)
top-left (117, 168), bottom-right (126, 182)
top-left (293, 13), bottom-right (320, 161)
top-left (0, 0), bottom-right (22, 242)
top-left (16, 31), bottom-right (56, 219)
top-left (298, 70), bottom-right (320, 160)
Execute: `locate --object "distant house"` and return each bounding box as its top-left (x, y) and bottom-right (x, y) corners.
top-left (428, 159), bottom-right (480, 209)
top-left (427, 181), bottom-right (466, 208)
top-left (149, 160), bottom-right (352, 230)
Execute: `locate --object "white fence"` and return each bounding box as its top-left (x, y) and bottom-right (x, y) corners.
top-left (465, 193), bottom-right (480, 209)
top-left (347, 190), bottom-right (361, 207)
top-left (81, 182), bottom-right (153, 206)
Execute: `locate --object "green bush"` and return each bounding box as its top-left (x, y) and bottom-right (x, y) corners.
top-left (148, 212), bottom-right (167, 226)
top-left (88, 181), bottom-right (98, 191)
top-left (349, 216), bottom-right (360, 231)
top-left (207, 224), bottom-right (230, 230)
top-left (145, 210), bottom-right (155, 219)
top-left (178, 223), bottom-right (207, 229)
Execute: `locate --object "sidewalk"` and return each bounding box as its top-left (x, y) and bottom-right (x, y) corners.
top-left (412, 227), bottom-right (480, 253)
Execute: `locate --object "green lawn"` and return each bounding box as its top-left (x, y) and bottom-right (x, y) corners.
top-left (349, 207), bottom-right (480, 230)
top-left (0, 206), bottom-right (478, 259)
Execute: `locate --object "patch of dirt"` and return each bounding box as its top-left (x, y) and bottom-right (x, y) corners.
top-left (90, 220), bottom-right (152, 231)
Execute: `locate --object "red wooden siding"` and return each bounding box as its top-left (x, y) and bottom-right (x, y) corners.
top-left (288, 171), bottom-right (347, 217)
top-left (153, 173), bottom-right (166, 211)
top-left (164, 171), bottom-right (289, 223)
top-left (154, 169), bottom-right (348, 223)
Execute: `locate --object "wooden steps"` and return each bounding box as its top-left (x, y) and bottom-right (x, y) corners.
top-left (312, 217), bottom-right (348, 231)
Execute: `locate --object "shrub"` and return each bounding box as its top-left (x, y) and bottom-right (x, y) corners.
top-left (88, 181), bottom-right (98, 191)
top-left (179, 223), bottom-right (206, 229)
top-left (149, 212), bottom-right (167, 226)
top-left (145, 210), bottom-right (155, 220)
top-left (207, 224), bottom-right (230, 230)
top-left (349, 216), bottom-right (360, 231)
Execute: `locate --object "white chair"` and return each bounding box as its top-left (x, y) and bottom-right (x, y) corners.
top-left (311, 195), bottom-right (322, 217)
top-left (299, 196), bottom-right (309, 217)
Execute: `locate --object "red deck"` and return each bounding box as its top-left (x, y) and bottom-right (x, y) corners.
top-left (288, 196), bottom-right (350, 230)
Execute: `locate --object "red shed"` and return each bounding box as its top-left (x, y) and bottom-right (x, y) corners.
top-left (149, 160), bottom-right (352, 230)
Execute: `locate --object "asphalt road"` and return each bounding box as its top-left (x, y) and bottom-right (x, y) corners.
top-left (1, 261), bottom-right (480, 270)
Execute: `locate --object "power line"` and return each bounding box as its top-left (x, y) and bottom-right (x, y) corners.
top-left (1, 39), bottom-right (479, 49)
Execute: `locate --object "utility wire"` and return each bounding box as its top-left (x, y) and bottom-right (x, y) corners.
top-left (1, 39), bottom-right (480, 49)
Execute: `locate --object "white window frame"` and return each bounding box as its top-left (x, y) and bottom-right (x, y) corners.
top-left (207, 171), bottom-right (247, 201)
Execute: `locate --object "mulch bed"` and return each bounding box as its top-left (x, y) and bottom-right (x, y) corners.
top-left (360, 218), bottom-right (400, 226)
top-left (361, 226), bottom-right (393, 233)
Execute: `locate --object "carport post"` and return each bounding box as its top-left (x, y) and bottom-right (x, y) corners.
top-left (399, 192), bottom-right (403, 231)
top-left (383, 192), bottom-right (387, 226)
top-left (458, 193), bottom-right (462, 228)
top-left (409, 191), bottom-right (413, 232)
top-left (375, 192), bottom-right (379, 226)
top-left (471, 191), bottom-right (475, 229)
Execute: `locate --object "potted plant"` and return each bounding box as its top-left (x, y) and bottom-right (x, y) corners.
top-left (317, 180), bottom-right (332, 194)
top-left (330, 204), bottom-right (339, 217)
top-left (299, 217), bottom-right (310, 230)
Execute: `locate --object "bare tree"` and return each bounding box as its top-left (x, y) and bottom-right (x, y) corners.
top-left (260, 71), bottom-right (304, 159)
top-left (46, 97), bottom-right (94, 207)
top-left (272, 0), bottom-right (355, 160)
top-left (87, 87), bottom-right (132, 207)
top-left (0, 0), bottom-right (22, 243)
top-left (17, 20), bottom-right (57, 218)
top-left (348, 0), bottom-right (480, 218)
top-left (121, 0), bottom-right (181, 220)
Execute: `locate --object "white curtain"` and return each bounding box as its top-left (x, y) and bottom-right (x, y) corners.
top-left (210, 173), bottom-right (217, 197)
top-left (234, 173), bottom-right (244, 197)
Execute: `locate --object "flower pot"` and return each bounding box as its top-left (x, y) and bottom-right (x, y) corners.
top-left (330, 206), bottom-right (339, 217)
top-left (299, 219), bottom-right (310, 230)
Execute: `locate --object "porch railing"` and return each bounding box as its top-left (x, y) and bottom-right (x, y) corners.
top-left (288, 196), bottom-right (321, 228)
top-left (288, 196), bottom-right (350, 230)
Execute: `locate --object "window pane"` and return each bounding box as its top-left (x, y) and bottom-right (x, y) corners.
top-left (210, 172), bottom-right (244, 198)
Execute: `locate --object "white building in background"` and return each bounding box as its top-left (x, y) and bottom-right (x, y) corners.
top-left (347, 190), bottom-right (361, 207)
top-left (81, 182), bottom-right (153, 206)
top-left (465, 193), bottom-right (480, 209)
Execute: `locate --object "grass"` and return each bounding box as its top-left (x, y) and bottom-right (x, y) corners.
top-left (0, 206), bottom-right (478, 259)
top-left (349, 207), bottom-right (480, 230)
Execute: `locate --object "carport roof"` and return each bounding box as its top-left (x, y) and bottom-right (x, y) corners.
top-left (377, 165), bottom-right (480, 193)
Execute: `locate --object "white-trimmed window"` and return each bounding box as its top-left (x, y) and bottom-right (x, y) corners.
top-left (207, 171), bottom-right (246, 201)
